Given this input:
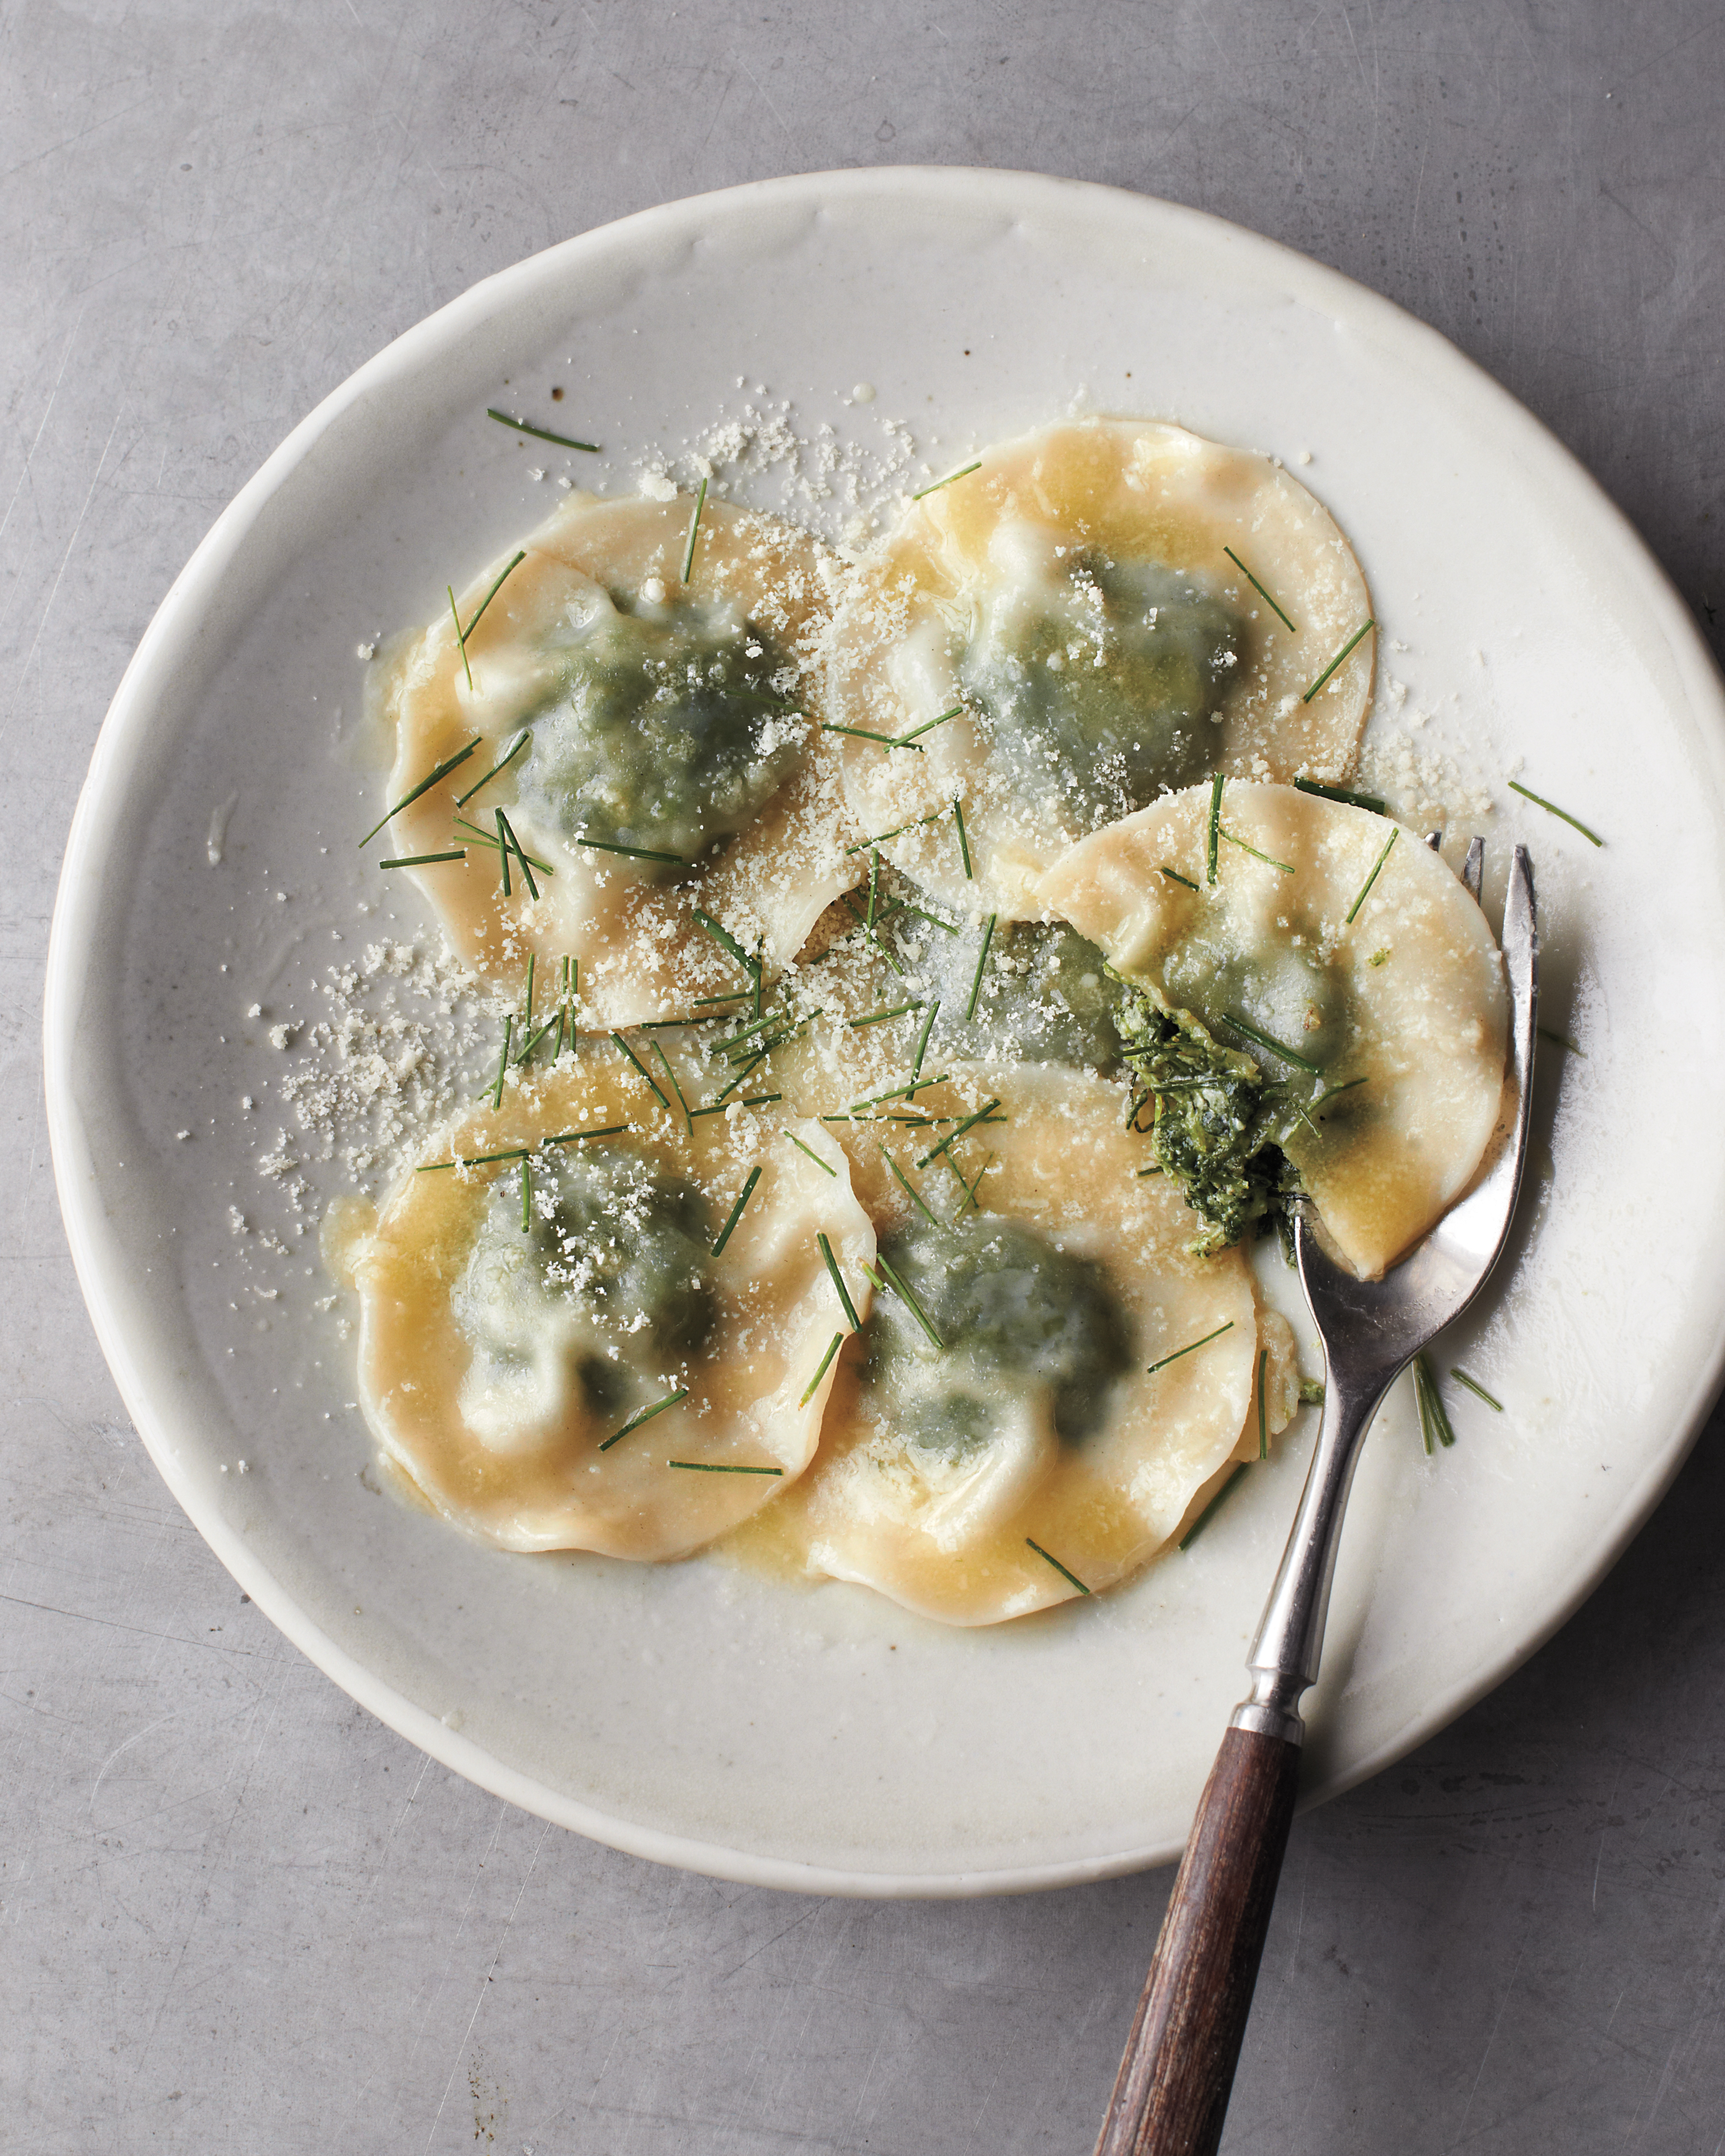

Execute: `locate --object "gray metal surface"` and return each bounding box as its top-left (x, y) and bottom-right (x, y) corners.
top-left (4, 4), bottom-right (1723, 2149)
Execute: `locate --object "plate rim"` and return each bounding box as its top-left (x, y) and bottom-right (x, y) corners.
top-left (44, 163), bottom-right (1725, 1896)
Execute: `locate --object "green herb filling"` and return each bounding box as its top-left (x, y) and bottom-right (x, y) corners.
top-left (514, 592), bottom-right (804, 876)
top-left (865, 1213), bottom-right (1133, 1459)
top-left (959, 549), bottom-right (1244, 826)
top-left (453, 1148), bottom-right (715, 1435)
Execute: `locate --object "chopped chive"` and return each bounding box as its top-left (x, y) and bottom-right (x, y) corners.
top-left (817, 1232), bottom-right (862, 1331)
top-left (690, 908), bottom-right (760, 982)
top-left (1539, 1027), bottom-right (1583, 1055)
top-left (1222, 546), bottom-right (1297, 633)
top-left (711, 1053), bottom-right (768, 1105)
top-left (543, 1123), bottom-right (630, 1147)
top-left (520, 1154), bottom-right (532, 1230)
top-left (598, 1387), bottom-right (689, 1452)
top-left (848, 1072), bottom-right (952, 1113)
top-left (513, 1014), bottom-right (559, 1066)
top-left (689, 1092), bottom-right (781, 1119)
top-left (752, 936), bottom-right (764, 1023)
top-left (416, 1144), bottom-right (530, 1172)
top-left (1451, 1367), bottom-right (1504, 1411)
top-left (873, 1253), bottom-right (944, 1349)
top-left (461, 551), bottom-right (527, 643)
top-left (651, 1039), bottom-right (692, 1133)
top-left (454, 726), bottom-right (532, 807)
top-left (1219, 828), bottom-right (1295, 875)
top-left (451, 816), bottom-right (555, 875)
top-left (522, 953), bottom-right (536, 1037)
top-left (716, 1021), bottom-right (785, 1061)
top-left (489, 1014), bottom-right (514, 1108)
top-left (1345, 826), bottom-right (1400, 924)
top-left (559, 955), bottom-right (577, 1055)
top-left (897, 703), bottom-right (964, 744)
top-left (1509, 779), bottom-right (1604, 847)
top-left (1025, 1538), bottom-right (1091, 1595)
top-left (1221, 1010), bottom-right (1325, 1074)
top-left (1178, 1465), bottom-right (1248, 1550)
top-left (844, 807), bottom-right (947, 856)
top-left (1125, 1084), bottom-right (1154, 1133)
top-left (859, 1260), bottom-right (888, 1293)
top-left (1294, 776), bottom-right (1386, 815)
top-left (1147, 1318), bottom-right (1236, 1376)
top-left (1411, 1353), bottom-right (1456, 1454)
top-left (865, 846), bottom-right (881, 928)
top-left (494, 808), bottom-right (511, 897)
top-left (692, 990), bottom-right (750, 1008)
top-left (916, 1097), bottom-right (1003, 1169)
top-left (879, 1144), bottom-right (943, 1228)
top-left (819, 721), bottom-right (924, 752)
top-left (666, 1460), bottom-right (784, 1476)
top-left (849, 998), bottom-right (924, 1031)
top-left (799, 1332), bottom-right (845, 1406)
top-left (681, 475), bottom-right (708, 583)
top-left (502, 803), bottom-right (546, 901)
top-left (1301, 618), bottom-right (1375, 703)
top-left (610, 1029), bottom-right (670, 1111)
top-left (953, 797), bottom-right (973, 879)
top-left (486, 407), bottom-right (600, 452)
top-left (910, 998), bottom-right (940, 1084)
top-left (912, 458), bottom-right (982, 500)
top-left (1314, 1074), bottom-right (1369, 1116)
top-left (948, 1147), bottom-right (992, 1220)
top-left (711, 1166), bottom-right (764, 1256)
top-left (838, 891), bottom-right (907, 975)
top-left (358, 735), bottom-right (483, 847)
top-left (895, 902), bottom-right (961, 936)
top-left (963, 914), bottom-right (997, 1023)
top-left (1159, 865), bottom-right (1201, 891)
top-left (1257, 1347), bottom-right (1269, 1459)
top-left (788, 1133), bottom-right (837, 1176)
top-left (571, 832), bottom-right (686, 865)
top-left (448, 586), bottom-right (473, 689)
top-left (1206, 773), bottom-right (1224, 884)
top-left (380, 849), bottom-right (469, 869)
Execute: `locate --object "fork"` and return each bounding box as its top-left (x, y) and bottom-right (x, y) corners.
top-left (1093, 842), bottom-right (1538, 2156)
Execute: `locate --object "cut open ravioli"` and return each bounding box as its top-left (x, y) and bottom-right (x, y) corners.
top-left (760, 1069), bottom-right (1295, 1624)
top-left (348, 1062), bottom-right (874, 1558)
top-left (1039, 782), bottom-right (1509, 1280)
top-left (823, 417), bottom-right (1375, 918)
top-left (370, 491), bottom-right (858, 1022)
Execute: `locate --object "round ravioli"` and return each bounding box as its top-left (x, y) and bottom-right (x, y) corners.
top-left (822, 417), bottom-right (1375, 918)
top-left (761, 1068), bottom-right (1295, 1625)
top-left (348, 1057), bottom-right (875, 1558)
top-left (370, 490), bottom-right (858, 1023)
top-left (1038, 781), bottom-right (1509, 1280)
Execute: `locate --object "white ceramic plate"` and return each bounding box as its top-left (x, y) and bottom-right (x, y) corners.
top-left (46, 169), bottom-right (1725, 1896)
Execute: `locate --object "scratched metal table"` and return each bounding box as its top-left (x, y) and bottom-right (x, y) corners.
top-left (6, 5), bottom-right (1724, 2150)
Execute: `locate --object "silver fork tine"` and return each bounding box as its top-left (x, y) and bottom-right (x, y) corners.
top-left (1464, 835), bottom-right (1485, 901)
top-left (1092, 850), bottom-right (1538, 2156)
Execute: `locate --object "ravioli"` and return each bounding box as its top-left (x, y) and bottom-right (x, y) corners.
top-left (370, 491), bottom-right (858, 1023)
top-left (760, 1070), bottom-right (1297, 1624)
top-left (1038, 781), bottom-right (1509, 1279)
top-left (348, 1058), bottom-right (875, 1558)
top-left (822, 417), bottom-right (1375, 918)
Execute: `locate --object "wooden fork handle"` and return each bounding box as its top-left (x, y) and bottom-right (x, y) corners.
top-left (1093, 1726), bottom-right (1302, 2156)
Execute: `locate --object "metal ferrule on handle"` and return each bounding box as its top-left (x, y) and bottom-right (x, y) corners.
top-left (1230, 1367), bottom-right (1394, 1745)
